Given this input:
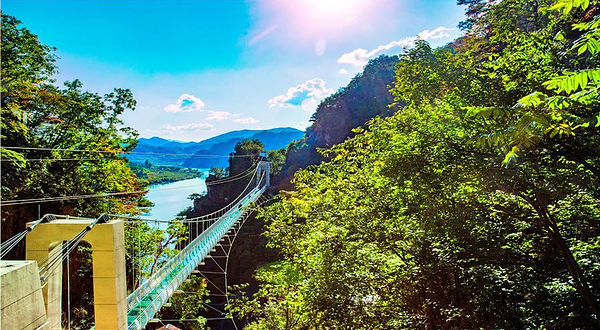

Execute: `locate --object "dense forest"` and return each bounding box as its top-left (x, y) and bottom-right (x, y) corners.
top-left (0, 13), bottom-right (150, 251)
top-left (232, 0), bottom-right (600, 329)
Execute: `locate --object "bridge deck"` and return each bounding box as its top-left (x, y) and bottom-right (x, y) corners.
top-left (126, 186), bottom-right (265, 330)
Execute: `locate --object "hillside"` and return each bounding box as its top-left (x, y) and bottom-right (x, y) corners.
top-left (182, 128), bottom-right (305, 168)
top-left (128, 127), bottom-right (303, 167)
top-left (129, 162), bottom-right (203, 185)
top-left (277, 55), bottom-right (403, 188)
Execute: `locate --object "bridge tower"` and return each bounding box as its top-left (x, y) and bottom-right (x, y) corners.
top-left (25, 219), bottom-right (127, 330)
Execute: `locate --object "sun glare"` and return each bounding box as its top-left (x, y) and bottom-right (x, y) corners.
top-left (251, 0), bottom-right (391, 49)
top-left (297, 0), bottom-right (366, 29)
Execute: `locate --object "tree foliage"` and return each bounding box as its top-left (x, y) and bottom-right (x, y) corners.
top-left (1, 13), bottom-right (177, 329)
top-left (239, 1), bottom-right (600, 329)
top-left (1, 14), bottom-right (147, 225)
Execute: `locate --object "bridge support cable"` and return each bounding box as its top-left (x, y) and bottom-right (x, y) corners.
top-left (197, 194), bottom-right (269, 329)
top-left (0, 214), bottom-right (58, 259)
top-left (156, 196), bottom-right (269, 329)
top-left (205, 160), bottom-right (259, 187)
top-left (37, 214), bottom-right (110, 286)
top-left (125, 163), bottom-right (269, 330)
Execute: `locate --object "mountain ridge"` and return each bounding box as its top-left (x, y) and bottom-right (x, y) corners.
top-left (128, 127), bottom-right (303, 168)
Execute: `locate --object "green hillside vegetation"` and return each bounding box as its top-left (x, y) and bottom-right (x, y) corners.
top-left (129, 161), bottom-right (204, 185)
top-left (234, 0), bottom-right (600, 329)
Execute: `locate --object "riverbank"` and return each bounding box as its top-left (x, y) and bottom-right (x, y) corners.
top-left (143, 172), bottom-right (209, 224)
top-left (130, 162), bottom-right (204, 185)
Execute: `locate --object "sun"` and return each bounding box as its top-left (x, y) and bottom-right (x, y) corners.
top-left (296, 0), bottom-right (366, 29)
top-left (251, 0), bottom-right (387, 48)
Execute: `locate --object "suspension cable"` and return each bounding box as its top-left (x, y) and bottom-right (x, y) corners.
top-left (117, 165), bottom-right (263, 226)
top-left (1, 146), bottom-right (257, 158)
top-left (1, 214), bottom-right (58, 259)
top-left (38, 214), bottom-right (110, 286)
top-left (205, 161), bottom-right (258, 186)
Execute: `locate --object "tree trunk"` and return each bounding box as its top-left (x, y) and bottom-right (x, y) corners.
top-left (534, 200), bottom-right (600, 326)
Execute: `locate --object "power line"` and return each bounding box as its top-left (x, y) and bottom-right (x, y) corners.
top-left (1, 161), bottom-right (259, 206)
top-left (1, 146), bottom-right (258, 158)
top-left (0, 158), bottom-right (126, 162)
top-left (0, 181), bottom-right (203, 206)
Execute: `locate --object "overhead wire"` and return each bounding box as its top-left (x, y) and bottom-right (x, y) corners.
top-left (110, 164), bottom-right (263, 226)
top-left (205, 161), bottom-right (258, 186)
top-left (1, 157), bottom-right (262, 207)
top-left (1, 146), bottom-right (258, 158)
top-left (38, 214), bottom-right (110, 286)
top-left (0, 158), bottom-right (126, 162)
top-left (0, 181), bottom-right (201, 206)
top-left (1, 214), bottom-right (58, 259)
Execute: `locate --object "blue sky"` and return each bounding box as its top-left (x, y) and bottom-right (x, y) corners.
top-left (3, 0), bottom-right (466, 141)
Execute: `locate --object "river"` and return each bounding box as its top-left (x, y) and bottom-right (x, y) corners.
top-left (142, 170), bottom-right (210, 227)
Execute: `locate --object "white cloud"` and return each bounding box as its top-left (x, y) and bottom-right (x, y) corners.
top-left (206, 111), bottom-right (241, 121)
top-left (337, 26), bottom-right (454, 67)
top-left (339, 68), bottom-right (349, 75)
top-left (301, 98), bottom-right (318, 113)
top-left (268, 78), bottom-right (334, 108)
top-left (161, 123), bottom-right (214, 133)
top-left (164, 94), bottom-right (205, 113)
top-left (418, 27), bottom-right (453, 40)
top-left (233, 117), bottom-right (259, 124)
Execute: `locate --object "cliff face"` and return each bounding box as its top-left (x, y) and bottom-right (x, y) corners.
top-left (190, 150), bottom-right (257, 216)
top-left (276, 55), bottom-right (403, 189)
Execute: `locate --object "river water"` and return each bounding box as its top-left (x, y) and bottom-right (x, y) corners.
top-left (142, 170), bottom-right (210, 225)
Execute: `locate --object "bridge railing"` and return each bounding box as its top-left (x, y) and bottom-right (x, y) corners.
top-left (126, 164), bottom-right (268, 329)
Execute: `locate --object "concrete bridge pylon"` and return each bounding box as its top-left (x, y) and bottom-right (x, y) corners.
top-left (25, 219), bottom-right (127, 330)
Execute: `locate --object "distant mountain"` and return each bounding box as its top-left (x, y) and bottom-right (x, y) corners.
top-left (141, 136), bottom-right (172, 147)
top-left (182, 128), bottom-right (306, 168)
top-left (128, 127), bottom-right (303, 168)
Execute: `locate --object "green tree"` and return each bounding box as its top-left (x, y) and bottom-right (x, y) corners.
top-left (266, 148), bottom-right (286, 176)
top-left (245, 0), bottom-right (600, 328)
top-left (158, 276), bottom-right (209, 330)
top-left (210, 166), bottom-right (226, 179)
top-left (0, 14), bottom-right (172, 328)
top-left (1, 14), bottom-right (146, 224)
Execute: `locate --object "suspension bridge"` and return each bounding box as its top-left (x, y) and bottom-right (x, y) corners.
top-left (0, 161), bottom-right (271, 330)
